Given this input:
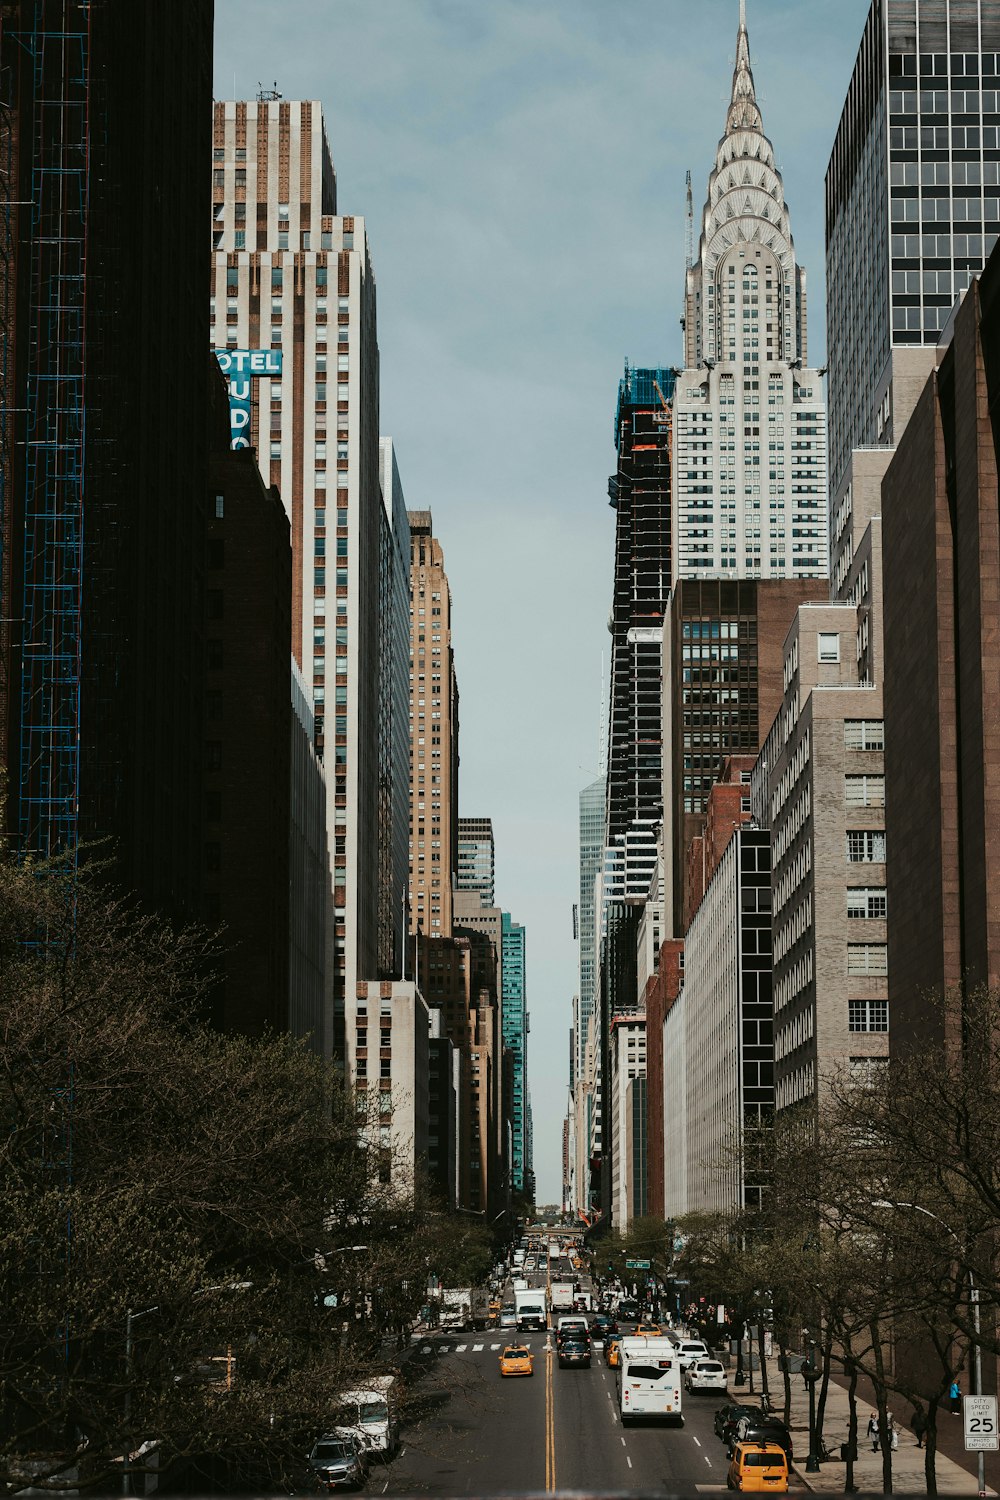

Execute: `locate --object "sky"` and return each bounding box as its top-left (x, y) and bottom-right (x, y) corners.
top-left (214, 0), bottom-right (871, 1204)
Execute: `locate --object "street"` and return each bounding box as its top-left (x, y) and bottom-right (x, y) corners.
top-left (381, 1333), bottom-right (730, 1495)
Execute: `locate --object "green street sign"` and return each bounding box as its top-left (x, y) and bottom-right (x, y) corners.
top-left (625, 1258), bottom-right (651, 1270)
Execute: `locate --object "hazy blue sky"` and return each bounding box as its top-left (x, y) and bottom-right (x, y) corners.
top-left (214, 0), bottom-right (871, 1203)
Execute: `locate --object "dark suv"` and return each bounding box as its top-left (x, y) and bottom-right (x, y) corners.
top-left (558, 1335), bottom-right (592, 1369)
top-left (729, 1414), bottom-right (794, 1460)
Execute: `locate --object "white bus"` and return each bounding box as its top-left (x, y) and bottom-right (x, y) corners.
top-left (616, 1336), bottom-right (683, 1426)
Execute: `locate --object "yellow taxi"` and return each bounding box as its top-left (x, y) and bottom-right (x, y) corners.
top-left (635, 1322), bottom-right (662, 1336)
top-left (726, 1441), bottom-right (789, 1492)
top-left (604, 1336), bottom-right (621, 1368)
top-left (498, 1344), bottom-right (534, 1378)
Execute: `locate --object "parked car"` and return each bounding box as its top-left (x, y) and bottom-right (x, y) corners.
top-left (498, 1344), bottom-right (534, 1378)
top-left (727, 1440), bottom-right (789, 1492)
top-left (715, 1402), bottom-right (765, 1444)
top-left (730, 1416), bottom-right (794, 1461)
top-left (307, 1434), bottom-right (367, 1492)
top-left (686, 1358), bottom-right (728, 1394)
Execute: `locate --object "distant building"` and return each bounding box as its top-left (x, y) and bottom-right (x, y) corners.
top-left (289, 661), bottom-right (331, 1055)
top-left (662, 577), bottom-right (827, 934)
top-left (456, 817), bottom-right (495, 905)
top-left (408, 511), bottom-right (460, 940)
top-left (354, 979), bottom-right (430, 1191)
top-left (501, 914), bottom-right (528, 1192)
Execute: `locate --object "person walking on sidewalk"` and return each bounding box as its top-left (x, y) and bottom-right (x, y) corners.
top-left (950, 1379), bottom-right (962, 1415)
top-left (912, 1406), bottom-right (927, 1448)
top-left (868, 1411), bottom-right (881, 1452)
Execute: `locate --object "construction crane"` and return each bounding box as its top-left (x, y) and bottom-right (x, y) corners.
top-left (651, 378), bottom-right (672, 429)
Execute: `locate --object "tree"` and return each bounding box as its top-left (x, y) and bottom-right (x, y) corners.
top-left (0, 854), bottom-right (426, 1492)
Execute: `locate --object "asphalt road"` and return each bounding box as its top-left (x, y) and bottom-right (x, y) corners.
top-left (375, 1251), bottom-right (733, 1496)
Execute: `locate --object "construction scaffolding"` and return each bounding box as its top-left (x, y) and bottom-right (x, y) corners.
top-left (15, 1), bottom-right (90, 860)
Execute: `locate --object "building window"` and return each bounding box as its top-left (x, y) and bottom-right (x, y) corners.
top-left (847, 943), bottom-right (888, 976)
top-left (848, 999), bottom-right (889, 1032)
top-left (214, 494), bottom-right (224, 519)
top-left (845, 719), bottom-right (884, 751)
top-left (847, 887), bottom-right (887, 920)
top-left (818, 632), bottom-right (840, 662)
top-left (845, 774), bottom-right (885, 807)
top-left (847, 830), bottom-right (886, 863)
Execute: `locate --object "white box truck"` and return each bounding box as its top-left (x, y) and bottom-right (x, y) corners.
top-left (550, 1281), bottom-right (575, 1312)
top-left (514, 1287), bottom-right (547, 1333)
top-left (616, 1336), bottom-right (683, 1426)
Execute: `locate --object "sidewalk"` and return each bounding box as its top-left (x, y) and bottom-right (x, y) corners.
top-left (737, 1346), bottom-right (997, 1495)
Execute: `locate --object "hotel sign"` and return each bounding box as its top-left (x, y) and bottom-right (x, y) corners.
top-left (214, 348), bottom-right (283, 450)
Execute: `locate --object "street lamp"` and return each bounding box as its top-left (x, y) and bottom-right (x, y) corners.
top-left (801, 1341), bottom-right (822, 1473)
top-left (873, 1199), bottom-right (985, 1496)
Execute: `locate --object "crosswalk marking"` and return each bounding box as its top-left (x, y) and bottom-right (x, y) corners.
top-left (491, 1342), bottom-right (501, 1350)
top-left (455, 1343), bottom-right (467, 1352)
top-left (420, 1345), bottom-right (432, 1354)
top-left (473, 1343), bottom-right (484, 1351)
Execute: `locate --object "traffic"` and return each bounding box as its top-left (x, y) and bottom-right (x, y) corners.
top-left (306, 1226), bottom-right (796, 1494)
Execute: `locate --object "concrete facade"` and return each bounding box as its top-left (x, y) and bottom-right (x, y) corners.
top-left (354, 978), bottom-right (430, 1193)
top-left (760, 606), bottom-right (888, 1112)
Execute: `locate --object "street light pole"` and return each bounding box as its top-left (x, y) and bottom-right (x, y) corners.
top-left (123, 1304), bottom-right (159, 1498)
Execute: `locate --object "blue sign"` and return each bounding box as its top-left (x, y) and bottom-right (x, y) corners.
top-left (214, 348), bottom-right (283, 450)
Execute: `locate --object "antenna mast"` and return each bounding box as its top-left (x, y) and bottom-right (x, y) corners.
top-left (685, 169), bottom-right (694, 269)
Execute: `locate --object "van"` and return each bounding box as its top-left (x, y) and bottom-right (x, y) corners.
top-left (726, 1441), bottom-right (789, 1492)
top-left (335, 1376), bottom-right (399, 1457)
top-left (616, 1335), bottom-right (683, 1426)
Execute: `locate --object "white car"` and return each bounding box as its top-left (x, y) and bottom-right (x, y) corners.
top-left (685, 1357), bottom-right (728, 1393)
top-left (674, 1339), bottom-right (710, 1369)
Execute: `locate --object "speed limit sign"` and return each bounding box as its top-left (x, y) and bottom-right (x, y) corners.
top-left (964, 1395), bottom-right (999, 1452)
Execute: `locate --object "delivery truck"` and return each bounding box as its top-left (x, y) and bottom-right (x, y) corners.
top-left (514, 1287), bottom-right (547, 1333)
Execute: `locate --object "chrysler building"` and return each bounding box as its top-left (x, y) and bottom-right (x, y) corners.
top-left (673, 1), bottom-right (828, 580)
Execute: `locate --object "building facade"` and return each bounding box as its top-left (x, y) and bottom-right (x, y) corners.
top-left (210, 98), bottom-right (389, 1066)
top-left (456, 817), bottom-right (495, 905)
top-left (1, 3), bottom-right (214, 926)
top-left (826, 0), bottom-right (1000, 509)
top-left (289, 660), bottom-right (331, 1054)
top-left (882, 249), bottom-right (1000, 1042)
top-left (501, 913), bottom-right (528, 1193)
top-left (408, 511), bottom-right (460, 940)
top-left (662, 577), bottom-right (827, 934)
top-left (674, 4), bottom-right (828, 583)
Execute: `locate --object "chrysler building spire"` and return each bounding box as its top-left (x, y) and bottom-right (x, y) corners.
top-left (727, 0), bottom-right (763, 135)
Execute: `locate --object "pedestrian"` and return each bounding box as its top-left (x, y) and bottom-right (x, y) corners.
top-left (889, 1413), bottom-right (899, 1452)
top-left (867, 1411), bottom-right (880, 1452)
top-left (950, 1378), bottom-right (961, 1415)
top-left (912, 1406), bottom-right (927, 1449)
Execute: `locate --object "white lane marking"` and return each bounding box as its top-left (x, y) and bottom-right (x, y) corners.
top-left (455, 1344), bottom-right (467, 1352)
top-left (627, 1456), bottom-right (633, 1469)
top-left (620, 1436), bottom-right (626, 1447)
top-left (693, 1436), bottom-right (702, 1447)
top-left (473, 1343), bottom-right (484, 1351)
top-left (705, 1456), bottom-right (713, 1467)
top-left (491, 1343), bottom-right (501, 1350)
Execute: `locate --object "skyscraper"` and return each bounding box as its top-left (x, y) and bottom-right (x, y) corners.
top-left (407, 511), bottom-right (460, 940)
top-left (606, 363), bottom-right (675, 885)
top-left (577, 777), bottom-right (605, 1079)
top-left (456, 817), bottom-right (495, 905)
top-left (827, 0), bottom-right (1000, 499)
top-left (673, 2), bottom-right (828, 584)
top-left (211, 98), bottom-right (395, 1063)
top-left (501, 913), bottom-right (528, 1193)
top-left (1, 3), bottom-right (214, 922)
